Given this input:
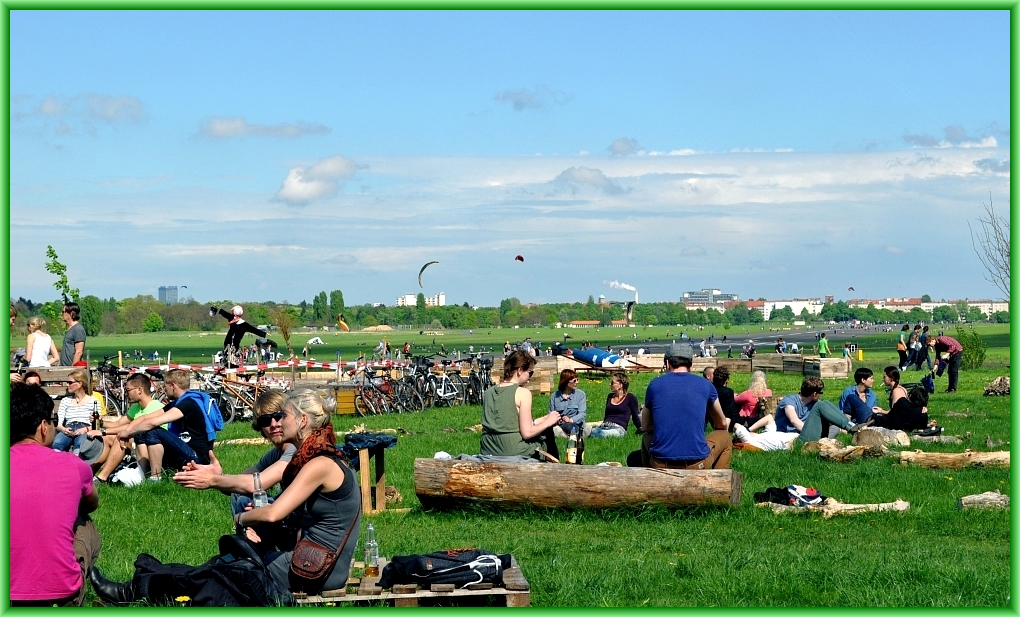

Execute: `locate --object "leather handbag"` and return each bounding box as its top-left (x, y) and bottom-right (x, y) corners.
top-left (290, 509), bottom-right (361, 584)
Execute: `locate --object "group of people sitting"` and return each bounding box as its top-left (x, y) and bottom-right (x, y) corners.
top-left (479, 343), bottom-right (936, 469)
top-left (11, 374), bottom-right (362, 605)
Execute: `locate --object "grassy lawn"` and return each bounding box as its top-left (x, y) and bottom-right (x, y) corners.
top-left (84, 338), bottom-right (1011, 606)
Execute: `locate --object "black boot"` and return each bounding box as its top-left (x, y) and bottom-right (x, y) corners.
top-left (89, 567), bottom-right (135, 605)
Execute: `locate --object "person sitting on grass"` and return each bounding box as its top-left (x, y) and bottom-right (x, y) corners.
top-left (712, 366), bottom-right (739, 428)
top-left (550, 369), bottom-right (589, 438)
top-left (115, 370), bottom-right (213, 480)
top-left (11, 383), bottom-right (101, 607)
top-left (731, 414), bottom-right (799, 452)
top-left (85, 373), bottom-right (165, 483)
top-left (868, 370), bottom-right (931, 432)
top-left (90, 388), bottom-right (361, 602)
top-left (837, 367), bottom-right (878, 425)
top-left (730, 369), bottom-right (774, 432)
top-left (480, 350), bottom-right (561, 460)
top-left (775, 377), bottom-right (864, 443)
top-left (174, 390), bottom-right (302, 552)
top-left (52, 369), bottom-right (100, 456)
top-left (631, 342), bottom-right (731, 470)
top-left (586, 371), bottom-right (641, 438)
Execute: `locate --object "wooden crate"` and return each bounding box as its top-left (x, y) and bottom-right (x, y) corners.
top-left (691, 357), bottom-right (717, 372)
top-left (331, 384), bottom-right (359, 415)
top-left (295, 556), bottom-right (530, 607)
top-left (783, 355), bottom-right (806, 374)
top-left (491, 357), bottom-right (555, 396)
top-left (751, 354), bottom-right (785, 372)
top-left (803, 358), bottom-right (850, 380)
top-left (14, 366), bottom-right (79, 412)
top-left (716, 358), bottom-right (752, 373)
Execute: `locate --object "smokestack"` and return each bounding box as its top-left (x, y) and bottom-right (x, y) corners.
top-left (635, 291), bottom-right (638, 304)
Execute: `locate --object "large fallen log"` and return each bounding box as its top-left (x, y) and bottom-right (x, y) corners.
top-left (413, 458), bottom-right (742, 509)
top-left (853, 427), bottom-right (910, 447)
top-left (958, 490), bottom-right (1010, 510)
top-left (898, 449), bottom-right (1010, 469)
top-left (802, 438), bottom-right (889, 462)
top-left (757, 498), bottom-right (909, 519)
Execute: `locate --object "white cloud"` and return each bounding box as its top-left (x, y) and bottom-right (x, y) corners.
top-left (153, 244), bottom-right (307, 257)
top-left (553, 166), bottom-right (624, 195)
top-left (609, 137), bottom-right (641, 157)
top-left (37, 96), bottom-right (69, 116)
top-left (493, 85), bottom-right (569, 111)
top-left (87, 94), bottom-right (145, 123)
top-left (274, 155), bottom-right (362, 205)
top-left (903, 125), bottom-right (999, 149)
top-left (681, 246), bottom-right (706, 256)
top-left (885, 246), bottom-right (906, 254)
top-left (200, 116), bottom-right (331, 139)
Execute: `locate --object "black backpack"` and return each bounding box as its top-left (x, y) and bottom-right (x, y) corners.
top-left (379, 549), bottom-right (511, 590)
top-left (130, 535), bottom-right (294, 607)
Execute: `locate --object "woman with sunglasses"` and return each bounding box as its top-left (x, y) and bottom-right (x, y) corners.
top-left (92, 388), bottom-right (359, 602)
top-left (549, 369), bottom-right (590, 438)
top-left (174, 390), bottom-right (305, 551)
top-left (480, 350), bottom-right (561, 459)
top-left (52, 370), bottom-right (99, 456)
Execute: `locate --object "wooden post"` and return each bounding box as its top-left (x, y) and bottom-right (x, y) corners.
top-left (118, 350), bottom-right (123, 368)
top-left (414, 459), bottom-right (741, 508)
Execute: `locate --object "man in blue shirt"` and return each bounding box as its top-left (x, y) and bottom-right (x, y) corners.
top-left (838, 368), bottom-right (878, 424)
top-left (636, 342), bottom-right (731, 469)
top-left (777, 377), bottom-right (863, 442)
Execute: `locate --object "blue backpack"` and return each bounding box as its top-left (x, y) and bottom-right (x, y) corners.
top-left (174, 390), bottom-right (224, 442)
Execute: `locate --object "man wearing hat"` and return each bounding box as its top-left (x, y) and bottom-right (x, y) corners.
top-left (634, 342), bottom-right (732, 469)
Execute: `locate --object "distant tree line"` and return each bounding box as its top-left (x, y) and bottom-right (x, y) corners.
top-left (9, 292), bottom-right (1006, 337)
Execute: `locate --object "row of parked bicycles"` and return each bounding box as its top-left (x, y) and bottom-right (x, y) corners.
top-left (349, 354), bottom-right (496, 416)
top-left (90, 353), bottom-right (498, 423)
top-left (92, 355), bottom-right (274, 425)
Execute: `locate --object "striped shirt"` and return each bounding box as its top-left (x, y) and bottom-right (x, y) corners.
top-left (57, 394), bottom-right (99, 427)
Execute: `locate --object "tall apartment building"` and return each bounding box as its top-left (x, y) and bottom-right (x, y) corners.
top-left (158, 285), bottom-right (178, 305)
top-left (396, 292), bottom-right (446, 307)
top-left (682, 288), bottom-right (739, 304)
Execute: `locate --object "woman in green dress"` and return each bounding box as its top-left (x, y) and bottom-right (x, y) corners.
top-left (480, 350), bottom-right (561, 459)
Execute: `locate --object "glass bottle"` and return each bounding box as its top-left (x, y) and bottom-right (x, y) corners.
top-left (252, 472), bottom-right (269, 508)
top-left (576, 426), bottom-right (585, 465)
top-left (91, 401), bottom-right (101, 431)
top-left (565, 425), bottom-right (578, 464)
top-left (364, 523), bottom-right (380, 577)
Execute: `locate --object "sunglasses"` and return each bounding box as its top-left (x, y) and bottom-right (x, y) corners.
top-left (255, 411), bottom-right (286, 429)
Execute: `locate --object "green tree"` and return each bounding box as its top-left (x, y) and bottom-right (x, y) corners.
top-left (748, 307), bottom-right (764, 324)
top-left (770, 305), bottom-right (795, 322)
top-left (799, 307), bottom-right (811, 321)
top-left (312, 291), bottom-right (328, 322)
top-left (955, 325), bottom-right (986, 370)
top-left (44, 245), bottom-right (80, 303)
top-left (330, 290), bottom-right (345, 320)
top-left (921, 294), bottom-right (932, 302)
top-left (142, 311), bottom-right (164, 333)
top-left (79, 295), bottom-right (103, 337)
top-left (965, 305), bottom-right (987, 323)
top-left (416, 293), bottom-right (427, 310)
top-left (991, 310), bottom-right (1010, 323)
top-left (932, 306), bottom-right (959, 323)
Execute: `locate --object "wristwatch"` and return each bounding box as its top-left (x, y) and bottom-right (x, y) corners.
top-left (101, 428), bottom-right (107, 437)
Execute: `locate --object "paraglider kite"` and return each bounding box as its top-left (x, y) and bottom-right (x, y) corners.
top-left (418, 261), bottom-right (439, 288)
top-left (514, 255), bottom-right (524, 263)
top-left (337, 314), bottom-right (351, 332)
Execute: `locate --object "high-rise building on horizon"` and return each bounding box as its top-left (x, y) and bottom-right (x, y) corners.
top-left (158, 285), bottom-right (178, 305)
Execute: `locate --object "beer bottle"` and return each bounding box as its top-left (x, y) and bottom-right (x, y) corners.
top-left (565, 425), bottom-right (578, 464)
top-left (364, 523), bottom-right (380, 577)
top-left (91, 401), bottom-right (101, 431)
top-left (576, 427), bottom-right (585, 465)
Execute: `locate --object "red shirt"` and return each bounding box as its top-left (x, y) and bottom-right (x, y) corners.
top-left (932, 336), bottom-right (963, 356)
top-left (10, 443), bottom-right (94, 600)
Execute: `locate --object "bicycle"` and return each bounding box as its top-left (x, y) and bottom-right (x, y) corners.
top-left (351, 365), bottom-right (392, 416)
top-left (464, 354), bottom-right (495, 405)
top-left (94, 356), bottom-right (129, 417)
top-left (193, 370), bottom-right (265, 424)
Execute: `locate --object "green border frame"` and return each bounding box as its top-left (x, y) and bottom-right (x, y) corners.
top-left (1, 6), bottom-right (1015, 612)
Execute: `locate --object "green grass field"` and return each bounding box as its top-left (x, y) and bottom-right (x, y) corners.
top-left (80, 328), bottom-right (1011, 607)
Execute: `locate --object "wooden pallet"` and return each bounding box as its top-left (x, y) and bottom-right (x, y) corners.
top-left (295, 556), bottom-right (530, 607)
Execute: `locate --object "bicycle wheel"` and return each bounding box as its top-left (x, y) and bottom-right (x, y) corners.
top-left (448, 373), bottom-right (467, 406)
top-left (467, 374), bottom-right (483, 405)
top-left (356, 390), bottom-right (379, 416)
top-left (219, 392), bottom-right (238, 424)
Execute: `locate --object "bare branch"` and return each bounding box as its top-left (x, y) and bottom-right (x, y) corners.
top-left (968, 193), bottom-right (1010, 299)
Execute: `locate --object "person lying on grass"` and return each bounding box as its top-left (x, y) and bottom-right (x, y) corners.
top-left (731, 415), bottom-right (799, 452)
top-left (174, 390), bottom-right (306, 552)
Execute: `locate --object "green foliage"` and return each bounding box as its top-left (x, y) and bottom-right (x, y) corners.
top-left (921, 294), bottom-right (932, 302)
top-left (965, 305), bottom-right (987, 323)
top-left (933, 305), bottom-right (959, 323)
top-left (312, 291), bottom-right (329, 322)
top-left (142, 311), bottom-right (164, 333)
top-left (329, 290), bottom-right (344, 319)
top-left (991, 310), bottom-right (1010, 323)
top-left (725, 302), bottom-right (751, 325)
top-left (43, 245), bottom-right (80, 303)
top-left (955, 325), bottom-right (986, 370)
top-left (770, 305), bottom-right (795, 321)
top-left (416, 293), bottom-right (427, 311)
top-left (40, 301), bottom-right (66, 335)
top-left (79, 295), bottom-right (103, 337)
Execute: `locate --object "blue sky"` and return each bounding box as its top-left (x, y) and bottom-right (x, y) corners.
top-left (9, 10), bottom-right (1010, 308)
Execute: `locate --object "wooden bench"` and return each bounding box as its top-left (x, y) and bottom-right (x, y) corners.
top-left (12, 366), bottom-right (79, 411)
top-left (295, 556), bottom-right (530, 607)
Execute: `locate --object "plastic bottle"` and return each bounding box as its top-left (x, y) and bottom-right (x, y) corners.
top-left (252, 472), bottom-right (269, 508)
top-left (364, 523), bottom-right (380, 577)
top-left (565, 425), bottom-right (578, 464)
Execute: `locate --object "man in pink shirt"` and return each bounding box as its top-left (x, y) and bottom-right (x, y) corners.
top-left (10, 383), bottom-right (101, 606)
